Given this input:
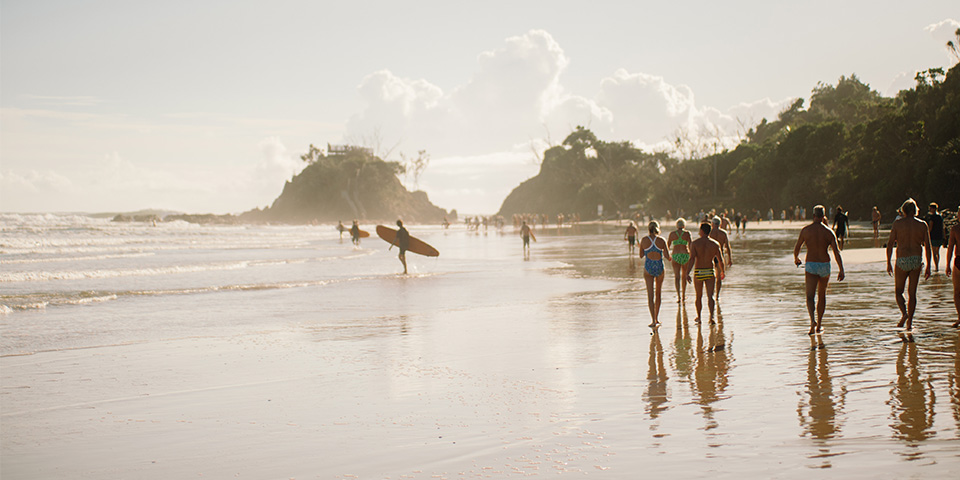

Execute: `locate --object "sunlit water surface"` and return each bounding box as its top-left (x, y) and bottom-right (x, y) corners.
top-left (1, 215), bottom-right (957, 478)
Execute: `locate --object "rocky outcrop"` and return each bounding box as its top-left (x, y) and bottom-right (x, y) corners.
top-left (241, 149), bottom-right (452, 224)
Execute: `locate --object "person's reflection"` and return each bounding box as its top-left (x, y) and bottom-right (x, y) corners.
top-left (952, 334), bottom-right (960, 431)
top-left (627, 256), bottom-right (637, 276)
top-left (693, 320), bottom-right (731, 430)
top-left (799, 336), bottom-right (843, 442)
top-left (890, 333), bottom-right (934, 447)
top-left (672, 304), bottom-right (694, 383)
top-left (645, 329), bottom-right (669, 419)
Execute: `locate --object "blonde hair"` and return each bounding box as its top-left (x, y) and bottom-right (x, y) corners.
top-left (676, 218), bottom-right (686, 229)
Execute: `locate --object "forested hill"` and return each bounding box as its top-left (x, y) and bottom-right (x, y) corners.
top-left (242, 146), bottom-right (451, 224)
top-left (498, 64), bottom-right (960, 221)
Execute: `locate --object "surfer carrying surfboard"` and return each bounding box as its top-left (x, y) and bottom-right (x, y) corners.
top-left (390, 219), bottom-right (410, 274)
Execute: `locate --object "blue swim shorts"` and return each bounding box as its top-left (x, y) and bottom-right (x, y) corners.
top-left (805, 261), bottom-right (831, 278)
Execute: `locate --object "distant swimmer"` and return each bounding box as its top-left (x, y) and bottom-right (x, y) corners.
top-left (625, 221), bottom-right (638, 255)
top-left (684, 222), bottom-right (724, 324)
top-left (945, 205), bottom-right (960, 328)
top-left (709, 216), bottom-right (733, 301)
top-left (350, 220), bottom-right (361, 246)
top-left (794, 205), bottom-right (845, 335)
top-left (640, 221), bottom-right (669, 328)
top-left (832, 206), bottom-right (849, 250)
top-left (667, 218), bottom-right (692, 303)
top-left (926, 203), bottom-right (944, 271)
top-left (390, 219), bottom-right (411, 274)
top-left (871, 206), bottom-right (882, 241)
top-left (886, 198), bottom-right (932, 331)
top-left (520, 221), bottom-right (536, 253)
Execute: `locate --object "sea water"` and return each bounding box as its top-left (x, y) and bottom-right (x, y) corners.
top-left (1, 214), bottom-right (958, 478)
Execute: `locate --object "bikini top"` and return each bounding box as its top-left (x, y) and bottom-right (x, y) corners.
top-left (671, 231), bottom-right (688, 246)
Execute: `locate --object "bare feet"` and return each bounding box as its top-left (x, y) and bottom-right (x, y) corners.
top-left (953, 320), bottom-right (960, 328)
top-left (808, 327), bottom-right (816, 335)
top-left (649, 322), bottom-right (660, 328)
top-left (896, 316), bottom-right (907, 329)
top-left (694, 317), bottom-right (701, 324)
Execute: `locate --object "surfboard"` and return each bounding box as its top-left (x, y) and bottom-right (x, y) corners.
top-left (376, 225), bottom-right (439, 257)
top-left (352, 229), bottom-right (370, 238)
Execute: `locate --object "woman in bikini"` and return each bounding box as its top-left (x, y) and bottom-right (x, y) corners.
top-left (667, 218), bottom-right (693, 303)
top-left (640, 221), bottom-right (669, 328)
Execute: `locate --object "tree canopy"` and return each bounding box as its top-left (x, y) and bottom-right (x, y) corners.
top-left (498, 64), bottom-right (960, 220)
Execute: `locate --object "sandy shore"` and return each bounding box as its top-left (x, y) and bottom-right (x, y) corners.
top-left (2, 223), bottom-right (958, 479)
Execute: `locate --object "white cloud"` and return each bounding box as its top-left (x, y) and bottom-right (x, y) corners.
top-left (924, 18), bottom-right (960, 65)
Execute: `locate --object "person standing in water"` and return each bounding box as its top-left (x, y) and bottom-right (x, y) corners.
top-left (794, 205), bottom-right (845, 335)
top-left (625, 221), bottom-right (638, 255)
top-left (667, 218), bottom-right (692, 303)
top-left (832, 206), bottom-right (849, 250)
top-left (926, 203), bottom-right (945, 272)
top-left (640, 221), bottom-right (669, 328)
top-left (520, 221), bottom-right (535, 253)
top-left (709, 216), bottom-right (732, 301)
top-left (886, 198), bottom-right (932, 331)
top-left (871, 206), bottom-right (882, 242)
top-left (389, 219), bottom-right (411, 274)
top-left (685, 223), bottom-right (724, 324)
top-left (350, 220), bottom-right (361, 246)
top-left (945, 205), bottom-right (960, 328)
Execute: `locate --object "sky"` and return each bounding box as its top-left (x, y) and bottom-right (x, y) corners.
top-left (1, 0), bottom-right (958, 215)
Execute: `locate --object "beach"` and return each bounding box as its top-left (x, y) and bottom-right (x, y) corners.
top-left (2, 216), bottom-right (958, 479)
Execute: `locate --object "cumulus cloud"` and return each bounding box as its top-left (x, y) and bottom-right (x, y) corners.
top-left (347, 30), bottom-right (611, 156)
top-left (924, 18), bottom-right (960, 64)
top-left (347, 29), bottom-right (792, 167)
top-left (249, 136), bottom-right (306, 198)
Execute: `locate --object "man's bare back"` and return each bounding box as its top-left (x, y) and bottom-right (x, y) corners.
top-left (709, 228), bottom-right (732, 265)
top-left (688, 235), bottom-right (723, 273)
top-left (796, 222), bottom-right (838, 264)
top-left (889, 217), bottom-right (930, 258)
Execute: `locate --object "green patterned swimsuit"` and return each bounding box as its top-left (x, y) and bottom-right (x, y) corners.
top-left (671, 232), bottom-right (690, 265)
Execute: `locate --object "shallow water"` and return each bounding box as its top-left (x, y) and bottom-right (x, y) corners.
top-left (1, 216), bottom-right (958, 478)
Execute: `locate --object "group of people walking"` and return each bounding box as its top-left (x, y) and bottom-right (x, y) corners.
top-left (629, 198), bottom-right (960, 333)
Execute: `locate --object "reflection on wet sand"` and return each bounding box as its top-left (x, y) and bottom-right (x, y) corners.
top-left (953, 334), bottom-right (960, 433)
top-left (671, 305), bottom-right (694, 384)
top-left (799, 335), bottom-right (846, 467)
top-left (890, 333), bottom-right (935, 458)
top-left (693, 319), bottom-right (732, 432)
top-left (645, 329), bottom-right (669, 419)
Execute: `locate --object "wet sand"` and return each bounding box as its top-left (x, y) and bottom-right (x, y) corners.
top-left (2, 221), bottom-right (958, 478)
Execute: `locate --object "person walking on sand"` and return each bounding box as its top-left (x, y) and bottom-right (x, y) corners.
top-left (886, 198), bottom-right (932, 331)
top-left (520, 221), bottom-right (535, 253)
top-left (945, 205), bottom-right (960, 328)
top-left (794, 205), bottom-right (845, 335)
top-left (389, 219), bottom-right (411, 274)
top-left (871, 206), bottom-right (882, 241)
top-left (926, 203), bottom-right (945, 272)
top-left (832, 206), bottom-right (849, 250)
top-left (667, 218), bottom-right (693, 303)
top-left (625, 221), bottom-right (638, 255)
top-left (684, 223), bottom-right (724, 324)
top-left (640, 221), bottom-right (669, 328)
top-left (709, 216), bottom-right (732, 301)
top-left (337, 220), bottom-right (346, 240)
